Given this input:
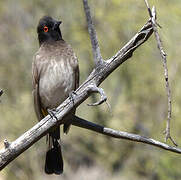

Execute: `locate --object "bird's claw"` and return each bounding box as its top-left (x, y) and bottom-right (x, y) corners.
top-left (47, 108), bottom-right (58, 121)
top-left (69, 91), bottom-right (77, 105)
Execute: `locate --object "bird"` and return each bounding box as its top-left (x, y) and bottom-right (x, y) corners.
top-left (32, 16), bottom-right (79, 174)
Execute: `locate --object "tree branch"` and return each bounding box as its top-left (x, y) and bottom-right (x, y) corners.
top-left (83, 0), bottom-right (103, 65)
top-left (87, 86), bottom-right (107, 106)
top-left (73, 116), bottom-right (181, 154)
top-left (0, 18), bottom-right (153, 171)
top-left (144, 0), bottom-right (176, 146)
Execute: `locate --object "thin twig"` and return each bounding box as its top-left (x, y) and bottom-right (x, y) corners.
top-left (143, 0), bottom-right (177, 146)
top-left (87, 85), bottom-right (107, 106)
top-left (83, 0), bottom-right (103, 65)
top-left (73, 116), bottom-right (181, 154)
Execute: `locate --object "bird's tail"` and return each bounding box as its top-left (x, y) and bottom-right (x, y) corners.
top-left (45, 127), bottom-right (63, 174)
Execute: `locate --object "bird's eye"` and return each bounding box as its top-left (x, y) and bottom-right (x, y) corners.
top-left (43, 26), bottom-right (48, 32)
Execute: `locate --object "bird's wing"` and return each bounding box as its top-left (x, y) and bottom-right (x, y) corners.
top-left (63, 44), bottom-right (79, 134)
top-left (32, 54), bottom-right (44, 121)
top-left (66, 43), bottom-right (79, 90)
top-left (74, 55), bottom-right (79, 90)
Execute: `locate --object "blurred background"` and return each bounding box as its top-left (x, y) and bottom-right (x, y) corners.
top-left (0, 0), bottom-right (181, 179)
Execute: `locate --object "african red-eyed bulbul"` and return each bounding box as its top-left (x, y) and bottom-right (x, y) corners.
top-left (32, 16), bottom-right (79, 174)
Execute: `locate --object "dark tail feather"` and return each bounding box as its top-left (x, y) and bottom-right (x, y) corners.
top-left (63, 123), bottom-right (71, 134)
top-left (49, 127), bottom-right (60, 139)
top-left (45, 128), bottom-right (63, 174)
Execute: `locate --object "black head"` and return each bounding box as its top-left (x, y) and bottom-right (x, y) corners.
top-left (37, 16), bottom-right (62, 46)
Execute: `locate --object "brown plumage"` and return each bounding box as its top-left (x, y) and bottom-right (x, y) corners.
top-left (32, 16), bottom-right (79, 174)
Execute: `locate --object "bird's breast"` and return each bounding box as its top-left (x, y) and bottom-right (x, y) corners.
top-left (39, 58), bottom-right (75, 109)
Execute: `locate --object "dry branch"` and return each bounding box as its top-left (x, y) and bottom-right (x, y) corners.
top-left (73, 116), bottom-right (181, 154)
top-left (83, 0), bottom-right (103, 65)
top-left (144, 0), bottom-right (177, 146)
top-left (0, 17), bottom-right (153, 170)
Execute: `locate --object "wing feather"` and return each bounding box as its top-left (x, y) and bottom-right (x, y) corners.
top-left (32, 55), bottom-right (44, 121)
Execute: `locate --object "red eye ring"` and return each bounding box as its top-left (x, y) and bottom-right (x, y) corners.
top-left (43, 26), bottom-right (48, 32)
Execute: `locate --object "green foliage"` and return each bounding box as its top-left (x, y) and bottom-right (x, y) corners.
top-left (0, 0), bottom-right (181, 179)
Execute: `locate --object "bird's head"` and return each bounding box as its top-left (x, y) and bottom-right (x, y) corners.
top-left (37, 16), bottom-right (62, 46)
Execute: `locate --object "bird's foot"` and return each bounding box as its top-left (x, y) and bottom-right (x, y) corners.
top-left (69, 91), bottom-right (77, 105)
top-left (47, 108), bottom-right (58, 121)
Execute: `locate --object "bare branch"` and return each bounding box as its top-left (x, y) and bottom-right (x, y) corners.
top-left (83, 0), bottom-right (103, 65)
top-left (73, 116), bottom-right (181, 154)
top-left (105, 19), bottom-right (153, 66)
top-left (0, 18), bottom-right (153, 170)
top-left (144, 0), bottom-right (177, 146)
top-left (87, 85), bottom-right (107, 106)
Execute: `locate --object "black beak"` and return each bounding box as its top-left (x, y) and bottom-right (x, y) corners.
top-left (53, 21), bottom-right (62, 30)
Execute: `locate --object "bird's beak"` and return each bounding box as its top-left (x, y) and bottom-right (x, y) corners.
top-left (53, 21), bottom-right (62, 30)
